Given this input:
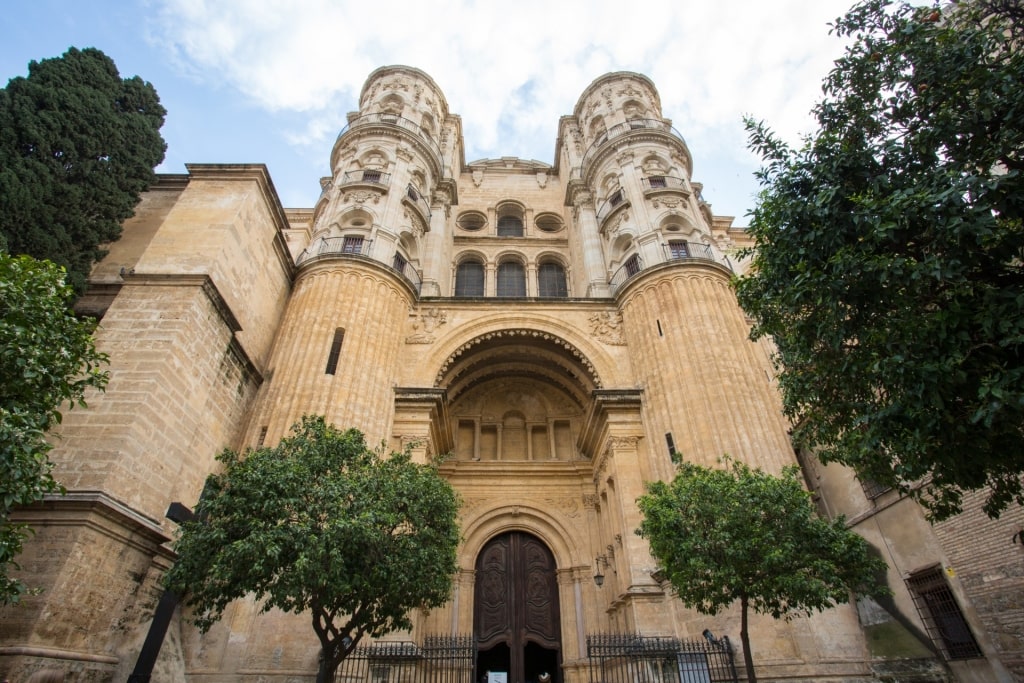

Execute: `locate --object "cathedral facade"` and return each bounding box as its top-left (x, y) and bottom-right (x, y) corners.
top-left (1, 66), bottom-right (1021, 683)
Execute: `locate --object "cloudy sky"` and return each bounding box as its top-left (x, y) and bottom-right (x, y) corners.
top-left (2, 0), bottom-right (858, 221)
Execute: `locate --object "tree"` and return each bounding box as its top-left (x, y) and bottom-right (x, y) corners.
top-left (0, 47), bottom-right (166, 294)
top-left (636, 459), bottom-right (886, 683)
top-left (0, 253), bottom-right (109, 605)
top-left (735, 0), bottom-right (1024, 520)
top-left (165, 416), bottom-right (461, 683)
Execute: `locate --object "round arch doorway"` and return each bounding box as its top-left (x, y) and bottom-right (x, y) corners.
top-left (475, 531), bottom-right (562, 683)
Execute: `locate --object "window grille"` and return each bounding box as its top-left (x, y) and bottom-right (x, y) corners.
top-left (256, 426), bottom-right (268, 448)
top-left (362, 169), bottom-right (382, 183)
top-left (859, 477), bottom-right (893, 500)
top-left (669, 240), bottom-right (690, 259)
top-left (455, 260), bottom-right (484, 296)
top-left (497, 215), bottom-right (524, 237)
top-left (496, 262), bottom-right (526, 297)
top-left (342, 236), bottom-right (364, 254)
top-left (538, 262), bottom-right (568, 298)
top-left (325, 328), bottom-right (345, 375)
top-left (906, 566), bottom-right (982, 660)
top-left (625, 254), bottom-right (642, 277)
top-left (648, 175), bottom-right (667, 188)
top-left (665, 433), bottom-right (676, 458)
top-left (609, 189), bottom-right (625, 207)
top-left (392, 252), bottom-right (408, 273)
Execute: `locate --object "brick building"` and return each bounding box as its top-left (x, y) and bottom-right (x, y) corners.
top-left (1, 66), bottom-right (1021, 683)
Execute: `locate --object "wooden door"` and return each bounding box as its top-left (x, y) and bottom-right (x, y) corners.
top-left (475, 532), bottom-right (561, 683)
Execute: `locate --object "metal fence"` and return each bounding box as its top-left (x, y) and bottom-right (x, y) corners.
top-left (587, 634), bottom-right (738, 683)
top-left (332, 636), bottom-right (476, 683)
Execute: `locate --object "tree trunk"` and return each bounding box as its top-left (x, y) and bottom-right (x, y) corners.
top-left (739, 594), bottom-right (757, 683)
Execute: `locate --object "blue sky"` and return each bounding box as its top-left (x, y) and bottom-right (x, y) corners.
top-left (2, 0), bottom-right (856, 221)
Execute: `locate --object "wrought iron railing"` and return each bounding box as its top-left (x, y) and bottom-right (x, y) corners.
top-left (587, 633), bottom-right (738, 683)
top-left (332, 636), bottom-right (475, 683)
top-left (609, 241), bottom-right (732, 296)
top-left (337, 113), bottom-right (445, 171)
top-left (296, 235), bottom-right (422, 294)
top-left (596, 189), bottom-right (628, 224)
top-left (642, 176), bottom-right (688, 192)
top-left (341, 170), bottom-right (392, 187)
top-left (405, 184), bottom-right (432, 220)
top-left (581, 119), bottom-right (689, 174)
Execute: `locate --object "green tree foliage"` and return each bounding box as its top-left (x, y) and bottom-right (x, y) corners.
top-left (165, 416), bottom-right (462, 683)
top-left (0, 253), bottom-right (109, 605)
top-left (735, 0), bottom-right (1024, 520)
top-left (0, 47), bottom-right (166, 294)
top-left (637, 460), bottom-right (886, 683)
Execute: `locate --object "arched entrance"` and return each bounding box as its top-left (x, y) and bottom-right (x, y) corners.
top-left (475, 532), bottom-right (561, 683)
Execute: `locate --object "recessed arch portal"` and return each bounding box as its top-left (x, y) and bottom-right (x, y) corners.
top-left (435, 330), bottom-right (603, 463)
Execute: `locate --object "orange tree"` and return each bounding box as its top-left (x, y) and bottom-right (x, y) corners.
top-left (166, 416), bottom-right (461, 683)
top-left (637, 459), bottom-right (886, 683)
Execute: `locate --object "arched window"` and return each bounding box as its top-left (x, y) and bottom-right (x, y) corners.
top-left (496, 261), bottom-right (526, 297)
top-left (455, 259), bottom-right (485, 296)
top-left (537, 262), bottom-right (568, 298)
top-left (497, 215), bottom-right (524, 237)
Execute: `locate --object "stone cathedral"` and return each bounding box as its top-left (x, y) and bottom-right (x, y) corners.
top-left (2, 66), bottom-right (1021, 683)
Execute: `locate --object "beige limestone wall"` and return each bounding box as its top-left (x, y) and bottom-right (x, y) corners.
top-left (618, 264), bottom-right (793, 474)
top-left (50, 280), bottom-right (260, 522)
top-left (245, 259), bottom-right (414, 447)
top-left (136, 165), bottom-right (293, 370)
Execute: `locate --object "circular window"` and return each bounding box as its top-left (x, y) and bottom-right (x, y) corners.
top-left (457, 211), bottom-right (487, 231)
top-left (535, 213), bottom-right (564, 233)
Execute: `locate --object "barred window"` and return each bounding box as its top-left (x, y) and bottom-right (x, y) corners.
top-left (538, 262), bottom-right (567, 298)
top-left (497, 261), bottom-right (526, 297)
top-left (647, 175), bottom-right (667, 188)
top-left (342, 236), bottom-right (364, 254)
top-left (906, 566), bottom-right (982, 660)
top-left (392, 252), bottom-right (408, 273)
top-left (625, 253), bottom-right (642, 277)
top-left (859, 477), bottom-right (893, 500)
top-left (668, 240), bottom-right (690, 259)
top-left (455, 260), bottom-right (484, 296)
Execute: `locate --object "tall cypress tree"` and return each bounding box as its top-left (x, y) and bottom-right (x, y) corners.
top-left (0, 47), bottom-right (166, 294)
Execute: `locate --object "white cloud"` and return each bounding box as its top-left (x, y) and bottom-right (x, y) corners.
top-left (152, 0), bottom-right (853, 214)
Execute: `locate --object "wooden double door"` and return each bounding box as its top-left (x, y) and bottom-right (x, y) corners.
top-left (475, 532), bottom-right (562, 683)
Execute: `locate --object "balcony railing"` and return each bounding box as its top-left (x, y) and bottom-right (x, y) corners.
top-left (340, 169), bottom-right (392, 187)
top-left (609, 241), bottom-right (733, 296)
top-left (336, 113), bottom-right (444, 171)
top-left (581, 118), bottom-right (688, 174)
top-left (404, 184), bottom-right (432, 221)
top-left (641, 175), bottom-right (689, 193)
top-left (296, 235), bottom-right (422, 294)
top-left (596, 189), bottom-right (628, 224)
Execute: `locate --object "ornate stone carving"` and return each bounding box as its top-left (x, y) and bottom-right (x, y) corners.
top-left (536, 172), bottom-right (548, 189)
top-left (396, 146), bottom-right (413, 162)
top-left (406, 307), bottom-right (448, 343)
top-left (589, 311), bottom-right (626, 345)
top-left (342, 189), bottom-right (382, 206)
top-left (582, 494), bottom-right (600, 510)
top-left (652, 196), bottom-right (686, 210)
top-left (382, 77), bottom-right (410, 92)
top-left (472, 169), bottom-right (484, 187)
top-left (572, 190), bottom-right (594, 211)
top-left (608, 435), bottom-right (642, 449)
top-left (616, 150), bottom-right (635, 166)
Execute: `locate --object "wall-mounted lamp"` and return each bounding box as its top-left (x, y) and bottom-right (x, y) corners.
top-left (593, 555), bottom-right (609, 587)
